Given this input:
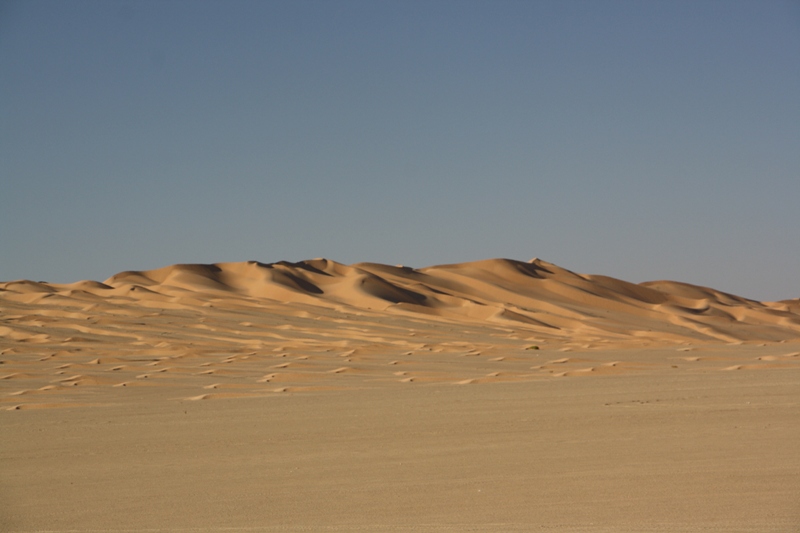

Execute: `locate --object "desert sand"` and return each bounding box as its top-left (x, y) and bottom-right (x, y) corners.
top-left (2, 258), bottom-right (799, 532)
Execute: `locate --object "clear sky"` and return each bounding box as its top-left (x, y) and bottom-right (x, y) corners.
top-left (1, 0), bottom-right (799, 301)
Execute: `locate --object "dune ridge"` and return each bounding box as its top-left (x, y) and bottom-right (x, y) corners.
top-left (3, 257), bottom-right (797, 343)
top-left (2, 257), bottom-right (800, 411)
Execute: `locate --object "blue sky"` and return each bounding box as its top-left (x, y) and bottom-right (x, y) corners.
top-left (1, 0), bottom-right (799, 300)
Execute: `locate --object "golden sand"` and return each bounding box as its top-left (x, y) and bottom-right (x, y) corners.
top-left (2, 258), bottom-right (799, 531)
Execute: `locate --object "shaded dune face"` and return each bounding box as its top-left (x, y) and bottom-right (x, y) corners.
top-left (2, 257), bottom-right (799, 343)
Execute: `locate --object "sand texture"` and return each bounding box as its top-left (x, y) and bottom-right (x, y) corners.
top-left (2, 258), bottom-right (800, 531)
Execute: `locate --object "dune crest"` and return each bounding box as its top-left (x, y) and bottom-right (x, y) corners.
top-left (2, 257), bottom-right (799, 343)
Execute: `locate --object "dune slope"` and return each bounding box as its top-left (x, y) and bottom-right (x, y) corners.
top-left (4, 257), bottom-right (797, 344)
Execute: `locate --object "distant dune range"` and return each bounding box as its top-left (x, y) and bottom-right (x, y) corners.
top-left (4, 257), bottom-right (799, 342)
top-left (0, 259), bottom-right (800, 410)
top-left (2, 257), bottom-right (800, 409)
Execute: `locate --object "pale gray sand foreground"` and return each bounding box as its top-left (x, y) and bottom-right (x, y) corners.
top-left (3, 347), bottom-right (799, 532)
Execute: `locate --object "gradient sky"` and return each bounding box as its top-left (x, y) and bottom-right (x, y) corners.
top-left (1, 0), bottom-right (799, 300)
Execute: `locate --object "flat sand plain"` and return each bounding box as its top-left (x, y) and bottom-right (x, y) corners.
top-left (2, 258), bottom-right (799, 531)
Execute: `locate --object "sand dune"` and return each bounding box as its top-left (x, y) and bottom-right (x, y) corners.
top-left (3, 257), bottom-right (798, 343)
top-left (1, 257), bottom-right (799, 409)
top-left (2, 258), bottom-right (800, 531)
top-left (2, 256), bottom-right (800, 408)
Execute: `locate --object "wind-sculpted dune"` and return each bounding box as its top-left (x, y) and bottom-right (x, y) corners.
top-left (4, 257), bottom-right (798, 344)
top-left (2, 255), bottom-right (800, 408)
